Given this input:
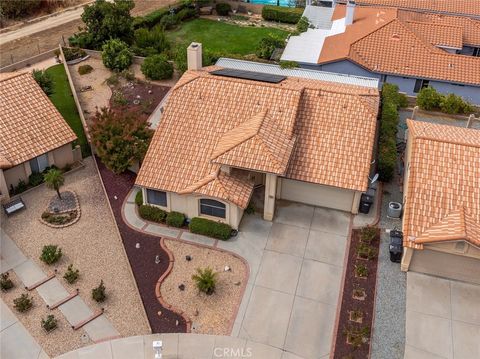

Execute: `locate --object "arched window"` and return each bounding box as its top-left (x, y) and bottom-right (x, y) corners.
top-left (199, 199), bottom-right (226, 218)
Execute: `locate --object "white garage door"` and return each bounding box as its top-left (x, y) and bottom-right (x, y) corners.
top-left (280, 179), bottom-right (354, 212)
top-left (410, 249), bottom-right (480, 284)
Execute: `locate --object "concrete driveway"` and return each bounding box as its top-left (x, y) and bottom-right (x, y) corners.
top-left (405, 272), bottom-right (480, 359)
top-left (220, 201), bottom-right (350, 359)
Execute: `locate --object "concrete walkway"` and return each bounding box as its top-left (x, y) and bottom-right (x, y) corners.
top-left (405, 272), bottom-right (480, 359)
top-left (123, 191), bottom-right (351, 359)
top-left (0, 228), bottom-right (119, 353)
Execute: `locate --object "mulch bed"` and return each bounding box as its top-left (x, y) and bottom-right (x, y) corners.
top-left (95, 156), bottom-right (187, 333)
top-left (333, 228), bottom-right (381, 359)
top-left (109, 81), bottom-right (170, 122)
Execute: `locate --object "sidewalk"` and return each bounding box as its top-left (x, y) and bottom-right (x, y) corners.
top-left (0, 228), bottom-right (119, 356)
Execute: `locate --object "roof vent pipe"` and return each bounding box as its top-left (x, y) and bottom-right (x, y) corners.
top-left (345, 0), bottom-right (356, 25)
top-left (187, 42), bottom-right (202, 71)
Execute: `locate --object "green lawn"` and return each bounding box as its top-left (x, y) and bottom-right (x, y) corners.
top-left (45, 64), bottom-right (91, 157)
top-left (165, 19), bottom-right (289, 55)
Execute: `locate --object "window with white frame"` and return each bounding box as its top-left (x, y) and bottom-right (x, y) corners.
top-left (146, 189), bottom-right (167, 207)
top-left (199, 198), bottom-right (226, 218)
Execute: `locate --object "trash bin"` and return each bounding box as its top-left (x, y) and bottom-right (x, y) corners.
top-left (359, 192), bottom-right (374, 214)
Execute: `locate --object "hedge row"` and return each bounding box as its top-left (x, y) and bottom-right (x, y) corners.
top-left (262, 5), bottom-right (303, 24)
top-left (417, 87), bottom-right (474, 114)
top-left (138, 204), bottom-right (186, 228)
top-left (189, 217), bottom-right (232, 240)
top-left (377, 83), bottom-right (406, 182)
top-left (133, 3), bottom-right (189, 29)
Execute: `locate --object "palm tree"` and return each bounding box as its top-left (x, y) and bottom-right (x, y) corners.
top-left (44, 169), bottom-right (64, 200)
top-left (192, 267), bottom-right (217, 295)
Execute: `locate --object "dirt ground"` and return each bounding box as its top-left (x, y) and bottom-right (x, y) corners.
top-left (0, 0), bottom-right (178, 68)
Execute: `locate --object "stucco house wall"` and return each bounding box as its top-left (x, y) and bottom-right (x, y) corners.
top-left (142, 188), bottom-right (244, 229)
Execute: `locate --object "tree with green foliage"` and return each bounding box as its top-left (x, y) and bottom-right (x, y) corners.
top-left (71, 0), bottom-right (135, 49)
top-left (296, 16), bottom-right (309, 33)
top-left (133, 25), bottom-right (170, 57)
top-left (102, 39), bottom-right (133, 71)
top-left (192, 267), bottom-right (217, 295)
top-left (32, 69), bottom-right (54, 96)
top-left (417, 86), bottom-right (443, 111)
top-left (91, 108), bottom-right (153, 173)
top-left (255, 35), bottom-right (284, 59)
top-left (141, 54), bottom-right (174, 80)
top-left (0, 0), bottom-right (41, 19)
top-left (44, 169), bottom-right (64, 199)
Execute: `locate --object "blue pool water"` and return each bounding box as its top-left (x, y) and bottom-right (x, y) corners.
top-left (249, 0), bottom-right (294, 6)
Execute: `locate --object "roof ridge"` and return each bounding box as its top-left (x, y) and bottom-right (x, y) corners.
top-left (405, 19), bottom-right (463, 30)
top-left (177, 168), bottom-right (220, 194)
top-left (255, 135), bottom-right (287, 174)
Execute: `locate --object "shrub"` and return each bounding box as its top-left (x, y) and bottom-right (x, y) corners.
top-left (133, 8), bottom-right (170, 29)
top-left (92, 280), bottom-right (106, 302)
top-left (41, 211), bottom-right (77, 225)
top-left (417, 86), bottom-right (442, 110)
top-left (139, 205), bottom-right (167, 223)
top-left (262, 5), bottom-right (303, 24)
top-left (78, 64), bottom-right (93, 75)
top-left (28, 172), bottom-right (44, 187)
top-left (120, 69), bottom-right (135, 81)
top-left (159, 14), bottom-right (178, 30)
top-left (0, 272), bottom-right (14, 292)
top-left (360, 226), bottom-right (377, 244)
top-left (12, 180), bottom-right (28, 195)
top-left (357, 243), bottom-right (377, 260)
top-left (382, 83), bottom-right (407, 108)
top-left (378, 136), bottom-right (397, 182)
top-left (344, 325), bottom-right (370, 348)
top-left (32, 69), bottom-right (53, 95)
top-left (279, 60), bottom-right (297, 69)
top-left (42, 315), bottom-right (58, 332)
top-left (354, 264), bottom-right (368, 278)
top-left (166, 211), bottom-right (185, 228)
top-left (216, 3), bottom-right (231, 16)
top-left (141, 54), bottom-right (174, 80)
top-left (101, 39), bottom-right (133, 72)
top-left (440, 93), bottom-right (474, 114)
top-left (133, 26), bottom-right (170, 57)
top-left (189, 217), bottom-right (232, 240)
top-left (135, 190), bottom-right (143, 206)
top-left (62, 47), bottom-right (86, 62)
top-left (14, 293), bottom-right (33, 312)
top-left (176, 8), bottom-right (197, 22)
top-left (40, 245), bottom-right (62, 265)
top-left (256, 35), bottom-right (284, 59)
top-left (106, 73), bottom-right (119, 86)
top-left (296, 16), bottom-right (309, 33)
top-left (192, 267), bottom-right (217, 295)
top-left (63, 264), bottom-right (80, 284)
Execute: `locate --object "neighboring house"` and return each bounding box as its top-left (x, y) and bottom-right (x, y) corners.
top-left (135, 44), bottom-right (380, 229)
top-left (401, 119), bottom-right (480, 284)
top-left (282, 2), bottom-right (480, 103)
top-left (0, 72), bottom-right (78, 202)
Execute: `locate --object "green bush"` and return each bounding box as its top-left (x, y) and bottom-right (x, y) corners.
top-left (216, 3), bottom-right (231, 16)
top-left (62, 47), bottom-right (87, 62)
top-left (357, 243), bottom-right (378, 260)
top-left (262, 5), bottom-right (303, 24)
top-left (28, 172), bottom-right (44, 187)
top-left (378, 136), bottom-right (397, 182)
top-left (78, 64), bottom-right (93, 75)
top-left (42, 315), bottom-right (58, 332)
top-left (417, 86), bottom-right (442, 110)
top-left (296, 16), bottom-right (309, 33)
top-left (92, 280), bottom-right (106, 302)
top-left (40, 245), bottom-right (62, 265)
top-left (11, 180), bottom-right (28, 195)
top-left (32, 69), bottom-right (53, 95)
top-left (0, 272), bottom-right (14, 292)
top-left (255, 35), bottom-right (284, 59)
top-left (189, 217), bottom-right (232, 240)
top-left (139, 205), bottom-right (167, 223)
top-left (166, 211), bottom-right (185, 228)
top-left (133, 8), bottom-right (170, 29)
top-left (176, 8), bottom-right (197, 22)
top-left (440, 93), bottom-right (474, 114)
top-left (159, 14), bottom-right (178, 30)
top-left (101, 39), bottom-right (133, 72)
top-left (63, 264), bottom-right (79, 284)
top-left (133, 26), bottom-right (170, 57)
top-left (192, 267), bottom-right (217, 295)
top-left (141, 54), bottom-right (174, 80)
top-left (135, 190), bottom-right (143, 206)
top-left (360, 226), bottom-right (377, 244)
top-left (382, 83), bottom-right (407, 108)
top-left (279, 60), bottom-right (297, 69)
top-left (14, 293), bottom-right (33, 312)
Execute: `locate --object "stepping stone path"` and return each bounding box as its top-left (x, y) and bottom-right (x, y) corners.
top-left (0, 228), bottom-right (119, 348)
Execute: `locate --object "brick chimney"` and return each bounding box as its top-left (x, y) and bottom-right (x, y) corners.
top-left (345, 0), bottom-right (356, 25)
top-left (187, 42), bottom-right (202, 71)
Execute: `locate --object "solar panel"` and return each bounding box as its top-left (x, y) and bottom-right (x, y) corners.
top-left (210, 68), bottom-right (286, 83)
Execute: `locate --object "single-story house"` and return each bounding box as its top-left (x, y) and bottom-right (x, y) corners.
top-left (401, 119), bottom-right (480, 284)
top-left (135, 44), bottom-right (380, 229)
top-left (0, 72), bottom-right (78, 202)
top-left (282, 2), bottom-right (480, 103)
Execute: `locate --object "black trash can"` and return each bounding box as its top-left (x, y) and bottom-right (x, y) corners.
top-left (359, 191), bottom-right (374, 214)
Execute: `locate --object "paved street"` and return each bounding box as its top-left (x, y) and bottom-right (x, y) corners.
top-left (405, 272), bottom-right (480, 359)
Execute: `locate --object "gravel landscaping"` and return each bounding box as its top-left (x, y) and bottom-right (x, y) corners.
top-left (0, 158), bottom-right (150, 354)
top-left (95, 157), bottom-right (187, 333)
top-left (47, 191), bottom-right (77, 212)
top-left (161, 239), bottom-right (247, 335)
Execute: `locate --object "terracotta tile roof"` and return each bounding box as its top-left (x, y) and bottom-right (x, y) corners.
top-left (0, 72), bottom-right (77, 167)
top-left (338, 0), bottom-right (480, 17)
top-left (0, 154), bottom-right (12, 170)
top-left (136, 67), bottom-right (379, 206)
top-left (404, 21), bottom-right (463, 48)
top-left (211, 110), bottom-right (297, 175)
top-left (319, 6), bottom-right (480, 86)
top-left (403, 120), bottom-right (480, 249)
